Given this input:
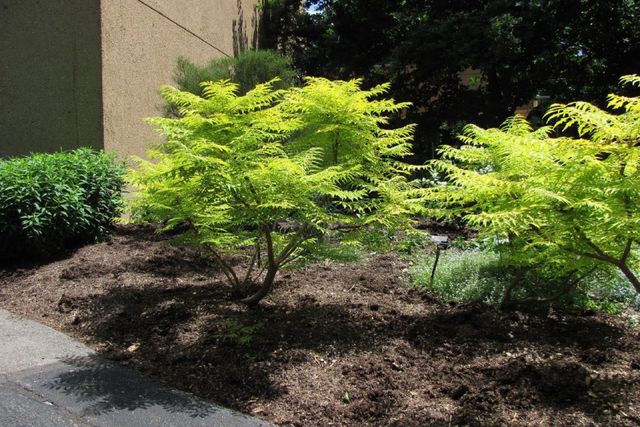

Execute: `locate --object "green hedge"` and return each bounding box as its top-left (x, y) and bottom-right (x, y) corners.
top-left (0, 148), bottom-right (125, 262)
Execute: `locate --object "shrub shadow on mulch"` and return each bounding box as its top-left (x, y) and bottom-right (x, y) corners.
top-left (45, 355), bottom-right (220, 419)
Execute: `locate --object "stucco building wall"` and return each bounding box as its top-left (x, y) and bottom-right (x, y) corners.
top-left (101, 0), bottom-right (260, 158)
top-left (0, 0), bottom-right (260, 158)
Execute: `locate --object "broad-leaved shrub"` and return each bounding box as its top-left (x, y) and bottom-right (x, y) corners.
top-left (129, 78), bottom-right (425, 305)
top-left (0, 148), bottom-right (125, 262)
top-left (428, 75), bottom-right (640, 305)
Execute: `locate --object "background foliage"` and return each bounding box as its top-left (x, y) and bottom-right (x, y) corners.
top-left (262, 0), bottom-right (640, 162)
top-left (173, 49), bottom-right (298, 97)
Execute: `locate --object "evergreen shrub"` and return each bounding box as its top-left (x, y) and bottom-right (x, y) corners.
top-left (173, 49), bottom-right (297, 97)
top-left (0, 148), bottom-right (125, 261)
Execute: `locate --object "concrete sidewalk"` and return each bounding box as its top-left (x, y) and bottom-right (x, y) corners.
top-left (0, 309), bottom-right (270, 427)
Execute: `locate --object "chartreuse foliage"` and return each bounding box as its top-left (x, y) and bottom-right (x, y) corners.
top-left (0, 148), bottom-right (125, 262)
top-left (428, 75), bottom-right (640, 306)
top-left (128, 78), bottom-right (425, 305)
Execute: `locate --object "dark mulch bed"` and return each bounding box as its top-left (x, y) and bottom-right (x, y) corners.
top-left (1, 225), bottom-right (639, 426)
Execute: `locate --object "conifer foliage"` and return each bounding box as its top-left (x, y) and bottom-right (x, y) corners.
top-left (429, 75), bottom-right (640, 303)
top-left (129, 78), bottom-right (424, 306)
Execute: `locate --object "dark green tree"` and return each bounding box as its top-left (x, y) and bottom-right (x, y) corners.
top-left (262, 0), bottom-right (640, 161)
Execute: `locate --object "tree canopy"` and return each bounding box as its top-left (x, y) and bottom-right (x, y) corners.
top-left (262, 0), bottom-right (640, 161)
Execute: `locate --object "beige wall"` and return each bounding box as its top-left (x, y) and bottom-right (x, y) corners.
top-left (100, 0), bottom-right (261, 159)
top-left (0, 0), bottom-right (103, 157)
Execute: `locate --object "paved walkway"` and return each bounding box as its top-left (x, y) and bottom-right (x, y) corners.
top-left (0, 309), bottom-right (269, 427)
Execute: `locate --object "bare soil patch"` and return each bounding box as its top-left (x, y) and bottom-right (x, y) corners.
top-left (1, 225), bottom-right (639, 426)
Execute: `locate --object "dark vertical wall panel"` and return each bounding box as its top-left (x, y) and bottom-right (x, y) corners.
top-left (0, 0), bottom-right (102, 157)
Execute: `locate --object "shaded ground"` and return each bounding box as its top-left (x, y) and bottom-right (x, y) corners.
top-left (1, 225), bottom-right (639, 426)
